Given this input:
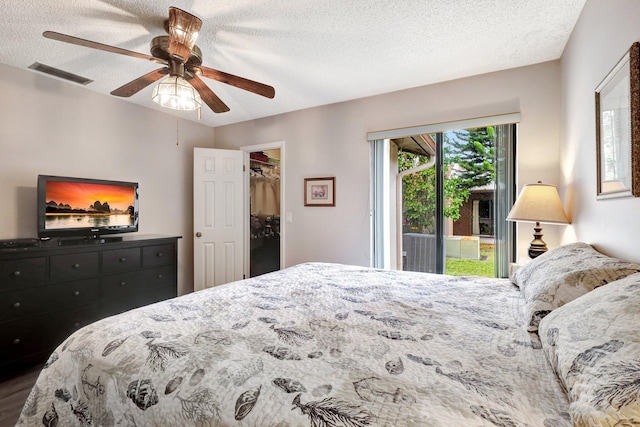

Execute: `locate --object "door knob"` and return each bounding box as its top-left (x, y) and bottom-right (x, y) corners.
top-left (195, 232), bottom-right (202, 238)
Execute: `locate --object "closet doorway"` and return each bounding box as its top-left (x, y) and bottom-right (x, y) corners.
top-left (242, 142), bottom-right (284, 278)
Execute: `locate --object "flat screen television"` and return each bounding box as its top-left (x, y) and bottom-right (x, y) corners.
top-left (37, 175), bottom-right (139, 240)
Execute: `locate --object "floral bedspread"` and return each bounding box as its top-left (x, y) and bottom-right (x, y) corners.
top-left (17, 263), bottom-right (570, 426)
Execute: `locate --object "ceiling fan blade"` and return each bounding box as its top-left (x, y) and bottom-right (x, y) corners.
top-left (111, 68), bottom-right (169, 97)
top-left (196, 66), bottom-right (275, 99)
top-left (188, 75), bottom-right (230, 113)
top-left (43, 31), bottom-right (164, 63)
top-left (167, 7), bottom-right (202, 63)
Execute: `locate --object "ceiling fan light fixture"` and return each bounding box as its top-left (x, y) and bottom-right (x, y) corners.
top-left (152, 75), bottom-right (202, 111)
top-left (43, 6), bottom-right (274, 116)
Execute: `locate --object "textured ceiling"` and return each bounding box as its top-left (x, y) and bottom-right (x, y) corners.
top-left (1, 0), bottom-right (586, 128)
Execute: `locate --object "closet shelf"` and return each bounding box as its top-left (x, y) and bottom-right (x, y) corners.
top-left (250, 158), bottom-right (280, 167)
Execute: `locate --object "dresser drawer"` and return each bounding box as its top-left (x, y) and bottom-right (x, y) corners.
top-left (104, 284), bottom-right (176, 316)
top-left (0, 278), bottom-right (99, 323)
top-left (141, 265), bottom-right (176, 292)
top-left (0, 317), bottom-right (56, 366)
top-left (50, 252), bottom-right (99, 281)
top-left (130, 284), bottom-right (176, 307)
top-left (102, 247), bottom-right (141, 273)
top-left (52, 305), bottom-right (103, 345)
top-left (146, 284), bottom-right (177, 305)
top-left (0, 257), bottom-right (47, 290)
top-left (0, 306), bottom-right (100, 366)
top-left (102, 295), bottom-right (146, 316)
top-left (101, 270), bottom-right (143, 299)
top-left (143, 244), bottom-right (175, 267)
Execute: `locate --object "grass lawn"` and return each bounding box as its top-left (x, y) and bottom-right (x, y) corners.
top-left (445, 243), bottom-right (495, 277)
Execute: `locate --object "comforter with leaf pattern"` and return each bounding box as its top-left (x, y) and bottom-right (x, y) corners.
top-left (17, 262), bottom-right (570, 426)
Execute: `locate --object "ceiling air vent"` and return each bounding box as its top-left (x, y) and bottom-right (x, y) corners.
top-left (28, 62), bottom-right (93, 85)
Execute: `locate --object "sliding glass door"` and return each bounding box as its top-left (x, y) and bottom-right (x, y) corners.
top-left (370, 120), bottom-right (516, 278)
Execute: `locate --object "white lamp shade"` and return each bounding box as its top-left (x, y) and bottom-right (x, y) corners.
top-left (152, 75), bottom-right (202, 111)
top-left (507, 183), bottom-right (570, 224)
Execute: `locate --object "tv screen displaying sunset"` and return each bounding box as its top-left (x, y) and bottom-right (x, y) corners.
top-left (44, 181), bottom-right (136, 230)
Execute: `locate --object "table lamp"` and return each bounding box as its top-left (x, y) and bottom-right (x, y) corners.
top-left (506, 182), bottom-right (570, 258)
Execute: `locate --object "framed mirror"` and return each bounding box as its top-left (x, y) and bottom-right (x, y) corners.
top-left (595, 42), bottom-right (640, 199)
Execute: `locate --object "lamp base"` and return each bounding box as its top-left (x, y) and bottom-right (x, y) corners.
top-left (528, 222), bottom-right (548, 259)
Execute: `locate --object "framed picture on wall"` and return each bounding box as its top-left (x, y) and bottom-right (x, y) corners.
top-left (595, 41), bottom-right (640, 199)
top-left (304, 177), bottom-right (335, 206)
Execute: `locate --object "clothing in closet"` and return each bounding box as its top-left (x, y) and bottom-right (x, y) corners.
top-left (249, 153), bottom-right (280, 277)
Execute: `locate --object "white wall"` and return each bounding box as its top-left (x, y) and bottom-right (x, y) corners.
top-left (0, 63), bottom-right (214, 295)
top-left (215, 61), bottom-right (563, 267)
top-left (0, 25), bottom-right (587, 291)
top-left (560, 0), bottom-right (640, 260)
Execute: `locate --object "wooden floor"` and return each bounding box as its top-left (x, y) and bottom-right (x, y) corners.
top-left (0, 365), bottom-right (42, 427)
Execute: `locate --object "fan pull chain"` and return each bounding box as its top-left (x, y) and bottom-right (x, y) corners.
top-left (176, 116), bottom-right (180, 146)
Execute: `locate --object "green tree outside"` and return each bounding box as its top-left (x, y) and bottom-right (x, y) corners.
top-left (445, 127), bottom-right (496, 189)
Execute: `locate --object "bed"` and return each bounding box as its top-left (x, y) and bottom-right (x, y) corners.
top-left (16, 242), bottom-right (640, 426)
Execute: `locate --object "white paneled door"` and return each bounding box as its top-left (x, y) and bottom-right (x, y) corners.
top-left (193, 148), bottom-right (244, 291)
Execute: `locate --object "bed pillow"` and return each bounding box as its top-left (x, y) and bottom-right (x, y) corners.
top-left (511, 242), bottom-right (640, 332)
top-left (538, 272), bottom-right (640, 425)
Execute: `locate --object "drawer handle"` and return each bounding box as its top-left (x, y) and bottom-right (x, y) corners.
top-left (12, 338), bottom-right (20, 345)
top-left (119, 257), bottom-right (126, 262)
top-left (120, 281), bottom-right (126, 287)
top-left (156, 252), bottom-right (163, 258)
top-left (12, 270), bottom-right (20, 277)
top-left (13, 302), bottom-right (21, 309)
top-left (73, 291), bottom-right (80, 297)
top-left (74, 322), bottom-right (80, 328)
top-left (72, 263), bottom-right (80, 269)
top-left (157, 274), bottom-right (163, 279)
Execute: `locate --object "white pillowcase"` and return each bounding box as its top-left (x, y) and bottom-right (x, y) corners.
top-left (538, 272), bottom-right (640, 425)
top-left (511, 242), bottom-right (640, 332)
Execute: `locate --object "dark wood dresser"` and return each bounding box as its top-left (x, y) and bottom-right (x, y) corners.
top-left (0, 234), bottom-right (180, 377)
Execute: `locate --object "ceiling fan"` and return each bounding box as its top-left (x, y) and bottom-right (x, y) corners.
top-left (43, 6), bottom-right (275, 114)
